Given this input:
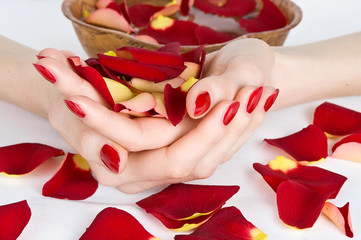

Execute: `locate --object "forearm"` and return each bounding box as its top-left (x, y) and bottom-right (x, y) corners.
top-left (0, 35), bottom-right (49, 117)
top-left (271, 32), bottom-right (361, 109)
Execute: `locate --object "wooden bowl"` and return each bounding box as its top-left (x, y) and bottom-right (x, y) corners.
top-left (62, 0), bottom-right (302, 57)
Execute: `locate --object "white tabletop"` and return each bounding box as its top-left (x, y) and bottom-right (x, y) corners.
top-left (1, 0), bottom-right (361, 239)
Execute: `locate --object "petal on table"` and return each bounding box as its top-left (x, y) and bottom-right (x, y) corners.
top-left (322, 202), bottom-right (353, 238)
top-left (195, 25), bottom-right (235, 45)
top-left (174, 206), bottom-right (267, 240)
top-left (194, 0), bottom-right (256, 17)
top-left (313, 102), bottom-right (361, 136)
top-left (68, 56), bottom-right (115, 106)
top-left (85, 8), bottom-right (133, 33)
top-left (137, 15), bottom-right (200, 45)
top-left (332, 133), bottom-right (361, 163)
top-left (253, 156), bottom-right (347, 199)
top-left (0, 200), bottom-right (31, 240)
top-left (136, 183), bottom-right (240, 231)
top-left (114, 92), bottom-right (156, 113)
top-left (0, 143), bottom-right (64, 175)
top-left (264, 125), bottom-right (328, 163)
top-left (98, 54), bottom-right (185, 82)
top-left (80, 207), bottom-right (159, 240)
top-left (42, 153), bottom-right (98, 200)
top-left (239, 0), bottom-right (287, 32)
top-left (164, 84), bottom-right (188, 126)
top-left (277, 180), bottom-right (329, 229)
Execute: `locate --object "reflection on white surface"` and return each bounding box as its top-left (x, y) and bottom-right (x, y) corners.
top-left (1, 0), bottom-right (361, 239)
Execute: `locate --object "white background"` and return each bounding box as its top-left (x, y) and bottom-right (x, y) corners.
top-left (0, 0), bottom-right (361, 239)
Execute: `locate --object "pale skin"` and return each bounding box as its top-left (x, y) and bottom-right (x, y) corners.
top-left (1, 32), bottom-right (361, 193)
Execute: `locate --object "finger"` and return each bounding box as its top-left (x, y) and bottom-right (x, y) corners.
top-left (37, 48), bottom-right (74, 65)
top-left (64, 95), bottom-right (197, 151)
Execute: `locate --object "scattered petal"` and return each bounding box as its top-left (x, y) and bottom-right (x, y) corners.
top-left (174, 206), bottom-right (267, 240)
top-left (80, 207), bottom-right (159, 240)
top-left (0, 200), bottom-right (31, 240)
top-left (136, 183), bottom-right (239, 231)
top-left (195, 25), bottom-right (235, 45)
top-left (42, 153), bottom-right (98, 200)
top-left (253, 156), bottom-right (347, 199)
top-left (313, 102), bottom-right (361, 136)
top-left (322, 202), bottom-right (353, 238)
top-left (332, 133), bottom-right (361, 163)
top-left (277, 180), bottom-right (329, 229)
top-left (264, 125), bottom-right (328, 163)
top-left (85, 8), bottom-right (133, 33)
top-left (164, 84), bottom-right (188, 126)
top-left (239, 0), bottom-right (287, 32)
top-left (0, 143), bottom-right (64, 175)
top-left (194, 0), bottom-right (256, 17)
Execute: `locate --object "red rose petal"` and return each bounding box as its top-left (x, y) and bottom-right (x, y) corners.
top-left (136, 183), bottom-right (239, 231)
top-left (174, 206), bottom-right (267, 240)
top-left (239, 0), bottom-right (287, 32)
top-left (181, 45), bottom-right (206, 78)
top-left (80, 207), bottom-right (159, 240)
top-left (158, 41), bottom-right (182, 55)
top-left (313, 102), bottom-right (361, 136)
top-left (0, 143), bottom-right (64, 175)
top-left (264, 125), bottom-right (328, 163)
top-left (0, 200), bottom-right (31, 240)
top-left (164, 84), bottom-right (188, 126)
top-left (129, 4), bottom-right (164, 27)
top-left (180, 0), bottom-right (192, 16)
top-left (253, 156), bottom-right (347, 199)
top-left (194, 0), bottom-right (256, 17)
top-left (68, 56), bottom-right (115, 106)
top-left (195, 25), bottom-right (235, 45)
top-left (42, 153), bottom-right (98, 200)
top-left (332, 133), bottom-right (361, 163)
top-left (98, 54), bottom-right (186, 82)
top-left (277, 180), bottom-right (329, 229)
top-left (137, 18), bottom-right (199, 45)
top-left (322, 202), bottom-right (354, 238)
top-left (119, 0), bottom-right (131, 24)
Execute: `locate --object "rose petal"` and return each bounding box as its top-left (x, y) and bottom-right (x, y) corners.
top-left (0, 143), bottom-right (64, 175)
top-left (103, 77), bottom-right (135, 103)
top-left (129, 77), bottom-right (185, 92)
top-left (313, 102), bottom-right (361, 136)
top-left (174, 206), bottom-right (267, 240)
top-left (152, 92), bottom-right (168, 118)
top-left (277, 180), bottom-right (329, 229)
top-left (0, 200), bottom-right (31, 240)
top-left (158, 41), bottom-right (182, 55)
top-left (85, 57), bottom-right (120, 81)
top-left (85, 8), bottom-right (133, 33)
top-left (80, 207), bottom-right (159, 240)
top-left (164, 84), bottom-right (188, 126)
top-left (253, 156), bottom-right (347, 199)
top-left (322, 202), bottom-right (354, 238)
top-left (331, 133), bottom-right (361, 163)
top-left (137, 15), bottom-right (199, 45)
top-left (95, 0), bottom-right (113, 9)
top-left (114, 92), bottom-right (156, 113)
top-left (42, 153), bottom-right (98, 200)
top-left (129, 4), bottom-right (166, 27)
top-left (181, 45), bottom-right (206, 78)
top-left (68, 56), bottom-right (115, 106)
top-left (264, 125), bottom-right (328, 163)
top-left (239, 0), bottom-right (287, 32)
top-left (136, 183), bottom-right (239, 231)
top-left (194, 0), bottom-right (256, 17)
top-left (195, 25), bottom-right (235, 45)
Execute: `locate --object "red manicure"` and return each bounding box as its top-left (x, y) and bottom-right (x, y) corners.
top-left (100, 144), bottom-right (120, 173)
top-left (36, 55), bottom-right (45, 60)
top-left (246, 87), bottom-right (263, 113)
top-left (64, 100), bottom-right (86, 118)
top-left (264, 89), bottom-right (280, 112)
top-left (223, 101), bottom-right (240, 126)
top-left (33, 63), bottom-right (56, 83)
top-left (194, 92), bottom-right (211, 117)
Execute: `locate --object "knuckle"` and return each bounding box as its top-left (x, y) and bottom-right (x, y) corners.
top-left (166, 163), bottom-right (192, 180)
top-left (193, 165), bottom-right (216, 179)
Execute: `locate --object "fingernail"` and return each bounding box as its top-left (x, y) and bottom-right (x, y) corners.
top-left (264, 89), bottom-right (279, 112)
top-left (64, 100), bottom-right (86, 118)
top-left (194, 92), bottom-right (211, 117)
top-left (33, 63), bottom-right (56, 83)
top-left (246, 87), bottom-right (263, 114)
top-left (36, 55), bottom-right (45, 60)
top-left (223, 101), bottom-right (240, 126)
top-left (100, 144), bottom-right (120, 173)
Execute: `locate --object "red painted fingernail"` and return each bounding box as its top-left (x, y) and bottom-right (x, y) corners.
top-left (223, 101), bottom-right (240, 126)
top-left (33, 63), bottom-right (56, 83)
top-left (36, 55), bottom-right (45, 60)
top-left (194, 92), bottom-right (211, 117)
top-left (246, 87), bottom-right (263, 114)
top-left (264, 89), bottom-right (280, 112)
top-left (100, 144), bottom-right (120, 173)
top-left (64, 100), bottom-right (86, 118)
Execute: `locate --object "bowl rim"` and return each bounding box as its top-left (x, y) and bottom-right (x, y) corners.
top-left (62, 0), bottom-right (302, 49)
